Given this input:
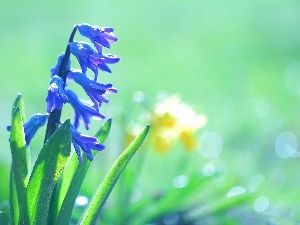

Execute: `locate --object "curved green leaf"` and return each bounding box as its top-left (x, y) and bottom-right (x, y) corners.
top-left (79, 124), bottom-right (150, 225)
top-left (9, 107), bottom-right (28, 225)
top-left (25, 120), bottom-right (71, 225)
top-left (9, 93), bottom-right (29, 224)
top-left (54, 118), bottom-right (112, 225)
top-left (11, 93), bottom-right (31, 169)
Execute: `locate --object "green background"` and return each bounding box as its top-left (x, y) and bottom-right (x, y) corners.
top-left (1, 0), bottom-right (300, 223)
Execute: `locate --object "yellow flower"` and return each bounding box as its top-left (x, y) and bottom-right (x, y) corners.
top-left (123, 94), bottom-right (207, 153)
top-left (151, 95), bottom-right (206, 153)
top-left (180, 129), bottom-right (197, 151)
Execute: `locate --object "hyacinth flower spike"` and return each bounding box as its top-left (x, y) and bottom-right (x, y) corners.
top-left (7, 113), bottom-right (49, 146)
top-left (69, 70), bottom-right (117, 111)
top-left (70, 124), bottom-right (105, 163)
top-left (46, 75), bottom-right (68, 113)
top-left (6, 23), bottom-right (152, 225)
top-left (66, 89), bottom-right (105, 129)
top-left (44, 25), bottom-right (78, 142)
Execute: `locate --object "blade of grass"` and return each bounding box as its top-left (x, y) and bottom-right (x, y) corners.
top-left (25, 120), bottom-right (71, 225)
top-left (78, 124), bottom-right (150, 225)
top-left (54, 118), bottom-right (112, 225)
top-left (9, 107), bottom-right (28, 224)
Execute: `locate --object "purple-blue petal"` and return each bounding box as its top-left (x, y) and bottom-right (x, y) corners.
top-left (70, 124), bottom-right (105, 163)
top-left (88, 142), bottom-right (105, 151)
top-left (84, 146), bottom-right (94, 161)
top-left (66, 89), bottom-right (105, 129)
top-left (70, 71), bottom-right (116, 108)
top-left (72, 140), bottom-right (83, 163)
top-left (102, 31), bottom-right (118, 43)
top-left (98, 63), bottom-right (112, 73)
top-left (97, 54), bottom-right (120, 75)
top-left (46, 76), bottom-right (68, 113)
top-left (102, 54), bottom-right (120, 64)
top-left (78, 23), bottom-right (118, 50)
top-left (70, 41), bottom-right (105, 77)
top-left (92, 41), bottom-right (103, 54)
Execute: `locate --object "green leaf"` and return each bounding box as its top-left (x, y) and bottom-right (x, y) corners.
top-left (25, 120), bottom-right (71, 225)
top-left (9, 172), bottom-right (19, 225)
top-left (9, 107), bottom-right (28, 225)
top-left (54, 118), bottom-right (112, 225)
top-left (78, 124), bottom-right (150, 225)
top-left (9, 93), bottom-right (31, 225)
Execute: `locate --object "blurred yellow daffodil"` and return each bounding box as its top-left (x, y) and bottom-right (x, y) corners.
top-left (151, 95), bottom-right (206, 152)
top-left (124, 94), bottom-right (207, 153)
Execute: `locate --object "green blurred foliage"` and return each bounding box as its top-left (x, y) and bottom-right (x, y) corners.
top-left (1, 0), bottom-right (300, 223)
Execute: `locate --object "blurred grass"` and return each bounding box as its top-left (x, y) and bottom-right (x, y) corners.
top-left (1, 0), bottom-right (300, 222)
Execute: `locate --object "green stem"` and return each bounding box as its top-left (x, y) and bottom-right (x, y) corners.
top-left (44, 25), bottom-right (78, 143)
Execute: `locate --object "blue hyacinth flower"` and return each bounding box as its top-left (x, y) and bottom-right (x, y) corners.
top-left (50, 53), bottom-right (71, 77)
top-left (7, 113), bottom-right (49, 146)
top-left (70, 124), bottom-right (105, 163)
top-left (46, 75), bottom-right (68, 113)
top-left (78, 23), bottom-right (118, 53)
top-left (70, 41), bottom-right (105, 79)
top-left (69, 71), bottom-right (117, 111)
top-left (66, 89), bottom-right (105, 130)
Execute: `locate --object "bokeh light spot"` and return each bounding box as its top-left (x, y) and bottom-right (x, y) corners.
top-left (130, 187), bottom-right (142, 203)
top-left (275, 131), bottom-right (297, 158)
top-left (254, 196), bottom-right (269, 212)
top-left (133, 91), bottom-right (145, 102)
top-left (75, 196), bottom-right (88, 206)
top-left (248, 174), bottom-right (265, 193)
top-left (202, 164), bottom-right (216, 176)
top-left (198, 132), bottom-right (223, 158)
top-left (227, 186), bottom-right (245, 197)
top-left (172, 175), bottom-right (189, 188)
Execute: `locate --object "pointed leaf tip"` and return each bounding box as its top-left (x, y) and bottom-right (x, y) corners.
top-left (11, 93), bottom-right (25, 120)
top-left (95, 118), bottom-right (112, 142)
